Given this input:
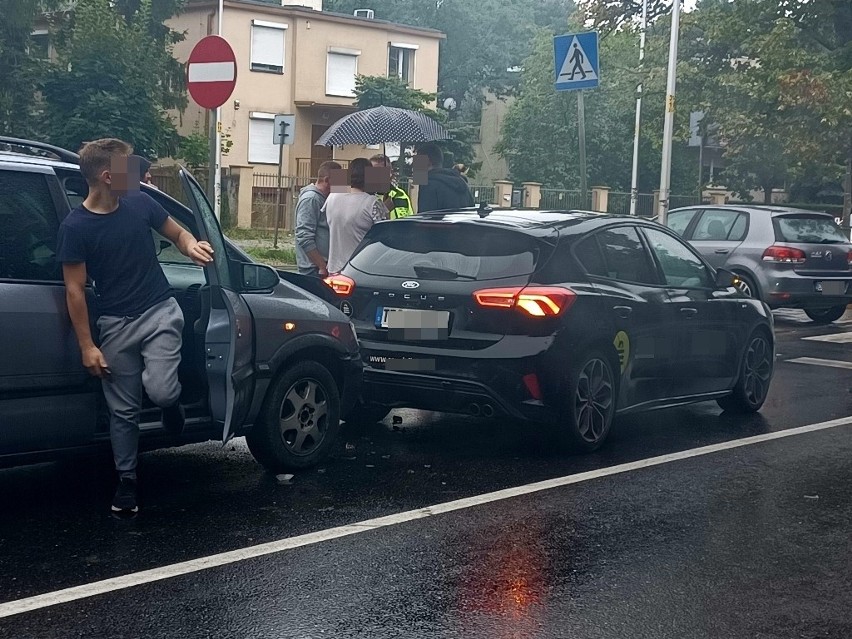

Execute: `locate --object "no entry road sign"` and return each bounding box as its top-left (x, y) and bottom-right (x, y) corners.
top-left (186, 36), bottom-right (237, 109)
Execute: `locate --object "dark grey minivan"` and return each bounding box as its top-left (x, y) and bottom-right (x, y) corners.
top-left (667, 205), bottom-right (851, 324)
top-left (0, 137), bottom-right (361, 471)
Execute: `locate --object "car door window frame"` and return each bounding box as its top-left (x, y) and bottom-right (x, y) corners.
top-left (0, 167), bottom-right (68, 284)
top-left (572, 224), bottom-right (663, 287)
top-left (639, 225), bottom-right (715, 290)
top-left (691, 208), bottom-right (749, 242)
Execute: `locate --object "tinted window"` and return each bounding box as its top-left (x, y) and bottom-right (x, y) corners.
top-left (350, 224), bottom-right (543, 281)
top-left (584, 226), bottom-right (657, 285)
top-left (0, 170), bottom-right (61, 281)
top-left (643, 228), bottom-right (711, 288)
top-left (667, 209), bottom-right (700, 236)
top-left (573, 235), bottom-right (607, 277)
top-left (183, 172), bottom-right (233, 288)
top-left (773, 214), bottom-right (848, 244)
top-left (693, 209), bottom-right (746, 241)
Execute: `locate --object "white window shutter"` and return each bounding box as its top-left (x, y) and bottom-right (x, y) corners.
top-left (248, 117), bottom-right (279, 164)
top-left (251, 25), bottom-right (285, 72)
top-left (326, 53), bottom-right (358, 97)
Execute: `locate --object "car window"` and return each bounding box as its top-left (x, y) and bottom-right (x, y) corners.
top-left (643, 228), bottom-right (712, 289)
top-left (0, 170), bottom-right (61, 281)
top-left (693, 209), bottom-right (746, 241)
top-left (181, 171), bottom-right (233, 289)
top-left (728, 213), bottom-right (747, 241)
top-left (145, 189), bottom-right (198, 266)
top-left (350, 223), bottom-right (545, 281)
top-left (773, 214), bottom-right (848, 244)
top-left (577, 226), bottom-right (658, 285)
top-left (667, 209), bottom-right (700, 237)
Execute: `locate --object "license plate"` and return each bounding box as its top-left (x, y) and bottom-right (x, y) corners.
top-left (817, 281), bottom-right (846, 295)
top-left (375, 307), bottom-right (450, 340)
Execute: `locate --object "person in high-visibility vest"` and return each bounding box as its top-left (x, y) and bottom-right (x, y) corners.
top-left (370, 154), bottom-right (414, 219)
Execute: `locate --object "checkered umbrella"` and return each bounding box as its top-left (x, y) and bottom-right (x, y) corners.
top-left (315, 106), bottom-right (451, 146)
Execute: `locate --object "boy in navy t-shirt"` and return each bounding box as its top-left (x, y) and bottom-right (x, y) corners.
top-left (57, 139), bottom-right (214, 514)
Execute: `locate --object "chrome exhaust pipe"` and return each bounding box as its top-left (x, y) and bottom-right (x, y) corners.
top-left (468, 403), bottom-right (481, 416)
top-left (482, 404), bottom-right (495, 417)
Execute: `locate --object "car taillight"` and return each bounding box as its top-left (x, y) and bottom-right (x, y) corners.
top-left (848, 250), bottom-right (852, 266)
top-left (761, 246), bottom-right (806, 264)
top-left (324, 275), bottom-right (355, 296)
top-left (473, 286), bottom-right (576, 317)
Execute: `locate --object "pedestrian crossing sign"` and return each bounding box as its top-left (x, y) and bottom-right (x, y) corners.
top-left (554, 31), bottom-right (600, 91)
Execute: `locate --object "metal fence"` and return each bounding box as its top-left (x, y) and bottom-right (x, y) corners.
top-left (540, 188), bottom-right (591, 210)
top-left (608, 192), bottom-right (655, 217)
top-left (469, 184), bottom-right (495, 204)
top-left (252, 172), bottom-right (300, 230)
top-left (669, 194), bottom-right (702, 209)
top-left (295, 158), bottom-right (350, 181)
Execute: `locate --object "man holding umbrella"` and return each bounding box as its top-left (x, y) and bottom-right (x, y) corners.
top-left (370, 154), bottom-right (413, 219)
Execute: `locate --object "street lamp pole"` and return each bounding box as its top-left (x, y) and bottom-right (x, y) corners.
top-left (629, 0), bottom-right (648, 216)
top-left (213, 0), bottom-right (224, 219)
top-left (657, 0), bottom-right (682, 225)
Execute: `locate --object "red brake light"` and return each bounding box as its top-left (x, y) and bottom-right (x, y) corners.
top-left (324, 275), bottom-right (355, 296)
top-left (762, 246), bottom-right (806, 264)
top-left (473, 286), bottom-right (576, 317)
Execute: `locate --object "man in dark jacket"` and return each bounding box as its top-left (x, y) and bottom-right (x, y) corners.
top-left (414, 143), bottom-right (474, 213)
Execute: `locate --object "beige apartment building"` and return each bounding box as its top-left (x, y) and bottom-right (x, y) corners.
top-left (169, 0), bottom-right (443, 177)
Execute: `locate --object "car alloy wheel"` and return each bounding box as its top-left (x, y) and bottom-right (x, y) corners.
top-left (734, 275), bottom-right (755, 298)
top-left (742, 334), bottom-right (772, 406)
top-left (279, 378), bottom-right (329, 456)
top-left (573, 357), bottom-right (614, 444)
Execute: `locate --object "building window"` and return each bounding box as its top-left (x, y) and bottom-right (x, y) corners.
top-left (30, 30), bottom-right (50, 60)
top-left (248, 113), bottom-right (279, 164)
top-left (250, 20), bottom-right (287, 74)
top-left (326, 48), bottom-right (359, 97)
top-left (388, 43), bottom-right (417, 83)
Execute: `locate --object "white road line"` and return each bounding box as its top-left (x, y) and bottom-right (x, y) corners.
top-left (2, 415), bottom-right (852, 620)
top-left (802, 332), bottom-right (852, 343)
top-left (787, 357), bottom-right (852, 370)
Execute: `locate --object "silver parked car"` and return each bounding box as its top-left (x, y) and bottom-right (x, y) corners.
top-left (667, 205), bottom-right (851, 324)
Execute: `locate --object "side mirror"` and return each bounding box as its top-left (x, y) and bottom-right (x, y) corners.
top-left (241, 263), bottom-right (280, 292)
top-left (714, 268), bottom-right (737, 289)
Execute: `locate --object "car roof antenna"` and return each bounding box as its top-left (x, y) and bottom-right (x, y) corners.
top-left (477, 201), bottom-right (492, 218)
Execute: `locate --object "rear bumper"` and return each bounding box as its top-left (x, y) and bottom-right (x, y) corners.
top-left (762, 274), bottom-right (852, 308)
top-left (362, 368), bottom-right (555, 422)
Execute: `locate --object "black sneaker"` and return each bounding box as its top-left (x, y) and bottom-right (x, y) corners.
top-left (112, 477), bottom-right (138, 514)
top-left (162, 403), bottom-right (185, 435)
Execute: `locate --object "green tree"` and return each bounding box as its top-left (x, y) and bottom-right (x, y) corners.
top-left (40, 0), bottom-right (183, 157)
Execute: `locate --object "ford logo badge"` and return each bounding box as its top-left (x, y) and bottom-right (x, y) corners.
top-left (401, 281), bottom-right (420, 289)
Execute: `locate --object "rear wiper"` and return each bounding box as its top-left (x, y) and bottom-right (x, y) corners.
top-left (818, 239), bottom-right (845, 244)
top-left (412, 265), bottom-right (476, 280)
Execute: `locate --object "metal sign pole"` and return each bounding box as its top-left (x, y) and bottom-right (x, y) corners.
top-left (273, 142), bottom-right (284, 249)
top-left (578, 90), bottom-right (588, 205)
top-left (213, 0), bottom-right (224, 219)
top-left (657, 0), bottom-right (682, 225)
top-left (629, 0), bottom-right (648, 216)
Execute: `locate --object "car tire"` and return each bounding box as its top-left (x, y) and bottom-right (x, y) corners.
top-left (733, 272), bottom-right (759, 300)
top-left (246, 360), bottom-right (342, 473)
top-left (557, 350), bottom-right (617, 453)
top-left (803, 305), bottom-right (847, 325)
top-left (717, 330), bottom-right (773, 414)
top-left (343, 402), bottom-right (391, 425)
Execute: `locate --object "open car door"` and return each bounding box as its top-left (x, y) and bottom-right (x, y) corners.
top-left (178, 168), bottom-right (255, 442)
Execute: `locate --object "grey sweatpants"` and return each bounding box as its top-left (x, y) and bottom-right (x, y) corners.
top-left (97, 297), bottom-right (184, 478)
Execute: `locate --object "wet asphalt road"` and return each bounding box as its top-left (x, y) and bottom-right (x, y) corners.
top-left (1, 309), bottom-right (851, 638)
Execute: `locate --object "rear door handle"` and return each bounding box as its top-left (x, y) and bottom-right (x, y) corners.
top-left (714, 249), bottom-right (730, 254)
top-left (613, 305), bottom-right (633, 319)
top-left (680, 307), bottom-right (698, 318)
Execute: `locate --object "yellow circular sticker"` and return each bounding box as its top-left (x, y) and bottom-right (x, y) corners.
top-left (613, 331), bottom-right (630, 373)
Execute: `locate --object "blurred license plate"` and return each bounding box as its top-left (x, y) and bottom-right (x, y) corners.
top-left (817, 281), bottom-right (846, 295)
top-left (375, 307), bottom-right (450, 340)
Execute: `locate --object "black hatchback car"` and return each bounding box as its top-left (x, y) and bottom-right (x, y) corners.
top-left (326, 208), bottom-right (775, 451)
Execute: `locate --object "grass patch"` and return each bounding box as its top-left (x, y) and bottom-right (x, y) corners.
top-left (244, 246), bottom-right (297, 266)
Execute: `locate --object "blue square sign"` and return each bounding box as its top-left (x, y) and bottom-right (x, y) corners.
top-left (554, 31), bottom-right (600, 91)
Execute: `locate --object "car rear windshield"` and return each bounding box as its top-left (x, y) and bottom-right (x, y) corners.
top-left (773, 214), bottom-right (848, 244)
top-left (350, 223), bottom-right (546, 281)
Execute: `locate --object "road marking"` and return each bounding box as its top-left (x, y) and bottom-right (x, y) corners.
top-left (787, 357), bottom-right (852, 370)
top-left (802, 332), bottom-right (852, 343)
top-left (2, 415), bottom-right (852, 619)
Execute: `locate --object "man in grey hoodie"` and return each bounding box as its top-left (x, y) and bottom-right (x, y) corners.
top-left (295, 161), bottom-right (341, 277)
